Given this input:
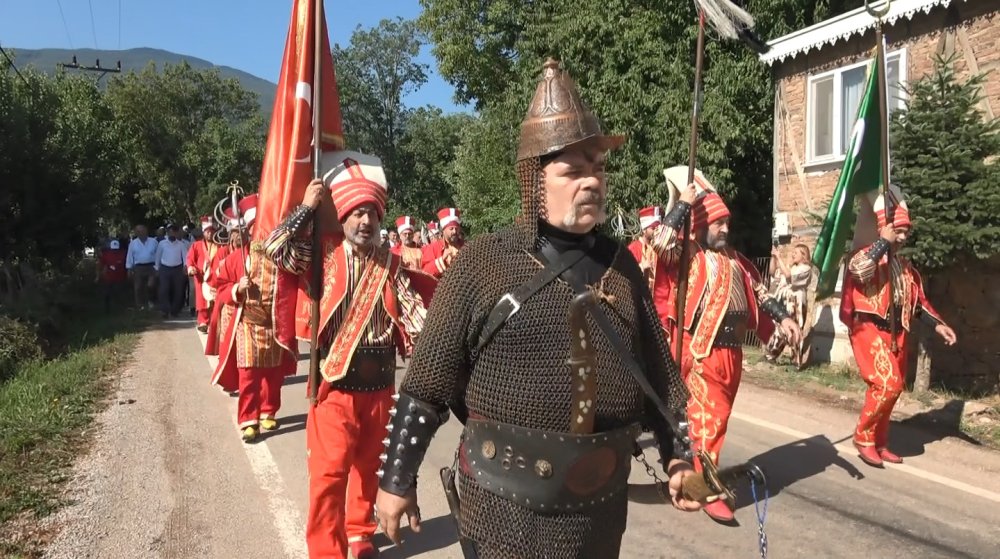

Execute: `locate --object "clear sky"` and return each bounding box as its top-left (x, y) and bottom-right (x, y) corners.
top-left (0, 0), bottom-right (462, 112)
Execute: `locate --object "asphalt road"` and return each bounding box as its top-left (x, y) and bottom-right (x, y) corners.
top-left (43, 318), bottom-right (1000, 558)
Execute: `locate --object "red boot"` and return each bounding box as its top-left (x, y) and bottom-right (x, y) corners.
top-left (855, 443), bottom-right (884, 468)
top-left (878, 448), bottom-right (903, 464)
top-left (703, 499), bottom-right (736, 524)
top-left (349, 539), bottom-right (379, 559)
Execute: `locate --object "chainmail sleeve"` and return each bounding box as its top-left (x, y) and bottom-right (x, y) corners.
top-left (399, 237), bottom-right (482, 412)
top-left (379, 238), bottom-right (484, 496)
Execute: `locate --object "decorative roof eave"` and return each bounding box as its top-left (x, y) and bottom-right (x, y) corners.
top-left (759, 0), bottom-right (966, 66)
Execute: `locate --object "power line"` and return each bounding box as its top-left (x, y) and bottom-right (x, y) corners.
top-left (88, 0), bottom-right (99, 49)
top-left (0, 43), bottom-right (31, 87)
top-left (54, 0), bottom-right (74, 48)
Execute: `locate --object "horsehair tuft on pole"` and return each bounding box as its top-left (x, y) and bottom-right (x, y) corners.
top-left (694, 0), bottom-right (770, 54)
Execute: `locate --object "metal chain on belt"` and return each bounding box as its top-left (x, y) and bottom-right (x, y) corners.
top-left (633, 452), bottom-right (673, 505)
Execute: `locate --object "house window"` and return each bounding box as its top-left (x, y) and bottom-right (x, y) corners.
top-left (806, 50), bottom-right (907, 164)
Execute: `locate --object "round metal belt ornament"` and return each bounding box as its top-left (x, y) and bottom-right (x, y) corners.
top-left (481, 440), bottom-right (496, 459)
top-left (535, 459), bottom-right (553, 478)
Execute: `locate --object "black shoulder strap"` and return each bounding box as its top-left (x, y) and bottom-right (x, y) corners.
top-left (475, 239), bottom-right (591, 352)
top-left (536, 242), bottom-right (685, 435)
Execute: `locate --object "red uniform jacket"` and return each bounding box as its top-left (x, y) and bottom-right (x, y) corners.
top-left (204, 244), bottom-right (234, 357)
top-left (212, 248), bottom-right (297, 392)
top-left (839, 246), bottom-right (946, 332)
top-left (267, 233), bottom-right (437, 385)
top-left (420, 239), bottom-right (465, 277)
top-left (185, 239), bottom-right (217, 312)
top-left (660, 244), bottom-right (775, 360)
top-left (627, 239), bottom-right (671, 332)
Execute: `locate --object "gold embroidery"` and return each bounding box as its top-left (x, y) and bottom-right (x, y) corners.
top-left (689, 252), bottom-right (732, 360)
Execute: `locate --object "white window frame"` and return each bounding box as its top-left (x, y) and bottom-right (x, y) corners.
top-left (805, 48), bottom-right (908, 166)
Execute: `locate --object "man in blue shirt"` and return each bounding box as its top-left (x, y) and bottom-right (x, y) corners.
top-left (125, 224), bottom-right (159, 310)
top-left (156, 224), bottom-right (190, 318)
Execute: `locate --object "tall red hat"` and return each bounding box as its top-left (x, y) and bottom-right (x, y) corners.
top-left (224, 194), bottom-right (259, 230)
top-left (691, 192), bottom-right (730, 231)
top-left (199, 215), bottom-right (214, 231)
top-left (320, 151), bottom-right (388, 221)
top-left (874, 190), bottom-right (912, 229)
top-left (426, 221), bottom-right (439, 233)
top-left (395, 216), bottom-right (415, 233)
top-left (437, 208), bottom-right (461, 230)
top-left (638, 206), bottom-right (661, 230)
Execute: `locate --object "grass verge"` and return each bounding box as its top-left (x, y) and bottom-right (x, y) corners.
top-left (0, 308), bottom-right (148, 558)
top-left (742, 347), bottom-right (1000, 451)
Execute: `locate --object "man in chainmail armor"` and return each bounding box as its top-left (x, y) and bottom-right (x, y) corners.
top-left (374, 58), bottom-right (704, 559)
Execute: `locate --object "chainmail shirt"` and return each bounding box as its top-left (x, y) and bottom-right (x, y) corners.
top-left (400, 221), bottom-right (688, 558)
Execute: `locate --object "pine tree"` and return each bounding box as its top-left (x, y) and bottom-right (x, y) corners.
top-left (890, 53), bottom-right (1000, 271)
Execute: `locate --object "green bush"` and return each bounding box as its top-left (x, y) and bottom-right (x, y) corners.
top-left (0, 316), bottom-right (42, 383)
top-left (891, 53), bottom-right (1000, 271)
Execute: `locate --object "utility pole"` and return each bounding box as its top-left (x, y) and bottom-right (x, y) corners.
top-left (58, 56), bottom-right (122, 84)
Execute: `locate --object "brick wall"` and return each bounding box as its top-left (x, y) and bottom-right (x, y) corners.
top-left (773, 1), bottom-right (1000, 242)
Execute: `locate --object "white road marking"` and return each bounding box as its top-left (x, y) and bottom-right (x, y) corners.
top-left (731, 411), bottom-right (1000, 504)
top-left (196, 333), bottom-right (308, 558)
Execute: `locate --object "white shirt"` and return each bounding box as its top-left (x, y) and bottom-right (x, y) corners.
top-left (155, 238), bottom-right (189, 269)
top-left (126, 237), bottom-right (159, 269)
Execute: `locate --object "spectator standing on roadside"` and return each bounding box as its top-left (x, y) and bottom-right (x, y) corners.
top-left (125, 224), bottom-right (158, 310)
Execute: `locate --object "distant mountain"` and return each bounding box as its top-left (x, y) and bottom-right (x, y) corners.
top-left (9, 47), bottom-right (277, 112)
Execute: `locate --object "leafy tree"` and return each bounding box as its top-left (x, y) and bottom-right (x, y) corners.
top-left (105, 61), bottom-right (265, 225)
top-left (418, 0), bottom-right (864, 253)
top-left (891, 53), bottom-right (1000, 271)
top-left (394, 107), bottom-right (475, 221)
top-left (0, 62), bottom-right (119, 263)
top-left (333, 17), bottom-right (429, 192)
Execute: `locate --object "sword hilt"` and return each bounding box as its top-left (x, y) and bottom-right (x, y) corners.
top-left (681, 450), bottom-right (767, 509)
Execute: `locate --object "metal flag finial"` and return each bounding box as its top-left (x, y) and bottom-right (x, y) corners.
top-left (864, 0), bottom-right (892, 19)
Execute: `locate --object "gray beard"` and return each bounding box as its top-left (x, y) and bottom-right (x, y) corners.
top-left (561, 203), bottom-right (608, 229)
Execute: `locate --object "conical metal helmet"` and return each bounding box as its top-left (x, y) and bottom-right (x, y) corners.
top-left (516, 58), bottom-right (624, 162)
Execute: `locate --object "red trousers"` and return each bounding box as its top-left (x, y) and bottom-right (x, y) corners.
top-left (680, 338), bottom-right (743, 468)
top-left (850, 321), bottom-right (909, 448)
top-left (306, 387), bottom-right (394, 559)
top-left (197, 308), bottom-right (211, 326)
top-left (237, 366), bottom-right (285, 428)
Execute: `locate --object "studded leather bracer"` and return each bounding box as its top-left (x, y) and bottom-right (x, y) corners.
top-left (866, 238), bottom-right (891, 262)
top-left (281, 204), bottom-right (313, 236)
top-left (760, 296), bottom-right (791, 323)
top-left (378, 392), bottom-right (449, 496)
top-left (662, 201), bottom-right (691, 230)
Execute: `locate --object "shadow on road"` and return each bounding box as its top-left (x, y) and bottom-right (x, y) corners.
top-left (283, 374), bottom-right (308, 386)
top-left (889, 399), bottom-right (983, 457)
top-left (732, 434), bottom-right (864, 511)
top-left (260, 413), bottom-right (308, 439)
top-left (629, 434), bottom-right (865, 509)
top-left (376, 514), bottom-right (458, 558)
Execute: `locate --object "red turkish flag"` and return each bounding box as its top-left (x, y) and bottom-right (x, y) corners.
top-left (253, 0), bottom-right (344, 240)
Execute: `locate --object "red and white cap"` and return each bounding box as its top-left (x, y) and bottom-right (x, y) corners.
top-left (224, 194), bottom-right (258, 230)
top-left (874, 189), bottom-right (912, 229)
top-left (437, 208), bottom-right (461, 230)
top-left (426, 221), bottom-right (439, 233)
top-left (638, 206), bottom-right (661, 230)
top-left (320, 150), bottom-right (388, 221)
top-left (199, 215), bottom-right (214, 231)
top-left (395, 216), bottom-right (415, 234)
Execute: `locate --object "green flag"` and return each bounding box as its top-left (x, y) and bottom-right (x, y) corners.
top-left (812, 56), bottom-right (885, 299)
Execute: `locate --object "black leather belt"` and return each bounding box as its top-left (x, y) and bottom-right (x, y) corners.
top-left (856, 310), bottom-right (901, 333)
top-left (460, 419), bottom-right (640, 513)
top-left (713, 311), bottom-right (749, 348)
top-left (329, 346), bottom-right (396, 392)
